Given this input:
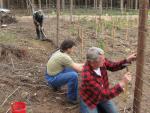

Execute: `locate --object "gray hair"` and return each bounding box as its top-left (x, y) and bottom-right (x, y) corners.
top-left (86, 47), bottom-right (104, 61)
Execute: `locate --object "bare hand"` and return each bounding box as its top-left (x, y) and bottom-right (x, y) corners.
top-left (119, 72), bottom-right (132, 88)
top-left (123, 72), bottom-right (132, 83)
top-left (126, 53), bottom-right (137, 63)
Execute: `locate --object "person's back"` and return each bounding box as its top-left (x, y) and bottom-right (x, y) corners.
top-left (45, 39), bottom-right (83, 105)
top-left (47, 50), bottom-right (74, 76)
top-left (33, 10), bottom-right (43, 26)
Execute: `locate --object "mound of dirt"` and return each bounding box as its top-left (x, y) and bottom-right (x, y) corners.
top-left (0, 44), bottom-right (27, 60)
top-left (0, 12), bottom-right (17, 25)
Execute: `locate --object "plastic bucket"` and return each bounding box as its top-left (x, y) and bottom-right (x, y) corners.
top-left (11, 102), bottom-right (26, 113)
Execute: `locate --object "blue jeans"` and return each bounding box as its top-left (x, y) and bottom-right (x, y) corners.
top-left (45, 68), bottom-right (78, 101)
top-left (80, 98), bottom-right (118, 113)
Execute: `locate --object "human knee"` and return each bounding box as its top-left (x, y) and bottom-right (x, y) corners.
top-left (71, 72), bottom-right (78, 80)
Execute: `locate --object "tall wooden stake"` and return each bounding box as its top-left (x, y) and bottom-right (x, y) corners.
top-left (133, 0), bottom-right (149, 113)
top-left (56, 0), bottom-right (60, 47)
top-left (70, 0), bottom-right (73, 23)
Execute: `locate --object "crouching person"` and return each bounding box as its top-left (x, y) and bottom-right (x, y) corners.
top-left (80, 47), bottom-right (136, 113)
top-left (45, 39), bottom-right (83, 104)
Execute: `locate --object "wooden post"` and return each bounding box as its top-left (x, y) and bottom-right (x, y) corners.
top-left (81, 27), bottom-right (83, 59)
top-left (126, 14), bottom-right (129, 40)
top-left (111, 19), bottom-right (116, 52)
top-left (133, 0), bottom-right (149, 113)
top-left (95, 16), bottom-right (98, 39)
top-left (56, 0), bottom-right (60, 47)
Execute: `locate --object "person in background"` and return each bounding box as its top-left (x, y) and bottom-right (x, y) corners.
top-left (45, 39), bottom-right (83, 104)
top-left (33, 10), bottom-right (46, 40)
top-left (80, 47), bottom-right (136, 113)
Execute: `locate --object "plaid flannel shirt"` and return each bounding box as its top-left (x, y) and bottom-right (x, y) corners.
top-left (80, 58), bottom-right (129, 109)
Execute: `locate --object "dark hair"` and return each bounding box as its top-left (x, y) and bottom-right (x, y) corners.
top-left (60, 39), bottom-right (75, 52)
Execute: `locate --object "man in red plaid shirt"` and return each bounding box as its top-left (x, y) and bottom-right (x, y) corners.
top-left (80, 47), bottom-right (136, 113)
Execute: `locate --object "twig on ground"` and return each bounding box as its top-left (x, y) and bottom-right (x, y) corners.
top-left (56, 92), bottom-right (66, 95)
top-left (120, 106), bottom-right (132, 112)
top-left (5, 107), bottom-right (10, 113)
top-left (10, 57), bottom-right (15, 71)
top-left (1, 86), bottom-right (21, 107)
top-left (64, 105), bottom-right (78, 110)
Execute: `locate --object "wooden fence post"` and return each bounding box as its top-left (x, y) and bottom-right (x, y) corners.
top-left (133, 0), bottom-right (149, 113)
top-left (56, 0), bottom-right (60, 47)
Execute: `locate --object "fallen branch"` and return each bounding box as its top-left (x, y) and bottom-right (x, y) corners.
top-left (5, 107), bottom-right (10, 113)
top-left (1, 86), bottom-right (21, 107)
top-left (120, 106), bottom-right (132, 112)
top-left (64, 105), bottom-right (78, 110)
top-left (10, 57), bottom-right (15, 71)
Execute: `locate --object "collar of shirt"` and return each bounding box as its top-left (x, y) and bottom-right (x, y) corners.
top-left (93, 68), bottom-right (101, 76)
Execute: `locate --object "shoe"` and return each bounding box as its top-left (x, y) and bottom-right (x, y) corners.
top-left (67, 99), bottom-right (79, 105)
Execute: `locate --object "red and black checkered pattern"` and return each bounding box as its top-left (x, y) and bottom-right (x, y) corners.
top-left (80, 58), bottom-right (129, 109)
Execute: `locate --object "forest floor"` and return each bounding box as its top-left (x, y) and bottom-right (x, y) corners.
top-left (0, 16), bottom-right (149, 113)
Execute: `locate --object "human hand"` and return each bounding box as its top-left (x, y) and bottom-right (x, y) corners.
top-left (126, 53), bottom-right (137, 63)
top-left (119, 72), bottom-right (132, 88)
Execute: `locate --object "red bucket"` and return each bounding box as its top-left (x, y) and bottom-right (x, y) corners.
top-left (11, 102), bottom-right (26, 113)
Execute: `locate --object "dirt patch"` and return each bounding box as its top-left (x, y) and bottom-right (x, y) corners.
top-left (0, 12), bottom-right (17, 25)
top-left (0, 44), bottom-right (27, 60)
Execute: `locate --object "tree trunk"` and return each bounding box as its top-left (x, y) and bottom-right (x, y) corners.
top-left (31, 0), bottom-right (34, 9)
top-left (78, 0), bottom-right (80, 7)
top-left (49, 0), bottom-right (51, 8)
top-left (62, 0), bottom-right (65, 11)
top-left (99, 0), bottom-right (103, 14)
top-left (131, 0), bottom-right (133, 9)
top-left (0, 0), bottom-right (4, 8)
top-left (46, 0), bottom-right (48, 8)
top-left (111, 0), bottom-right (113, 10)
top-left (70, 0), bottom-right (73, 23)
top-left (7, 0), bottom-right (10, 8)
top-left (94, 0), bottom-right (98, 9)
top-left (38, 0), bottom-right (41, 9)
top-left (120, 0), bottom-right (124, 14)
top-left (135, 0), bottom-right (138, 9)
top-left (85, 0), bottom-right (88, 8)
